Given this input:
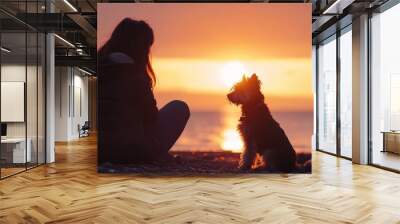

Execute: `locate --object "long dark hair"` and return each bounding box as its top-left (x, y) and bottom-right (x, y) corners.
top-left (98, 18), bottom-right (156, 87)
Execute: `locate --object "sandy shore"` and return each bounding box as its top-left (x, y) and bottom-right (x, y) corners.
top-left (98, 151), bottom-right (312, 174)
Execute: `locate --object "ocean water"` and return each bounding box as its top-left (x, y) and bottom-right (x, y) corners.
top-left (171, 110), bottom-right (313, 153)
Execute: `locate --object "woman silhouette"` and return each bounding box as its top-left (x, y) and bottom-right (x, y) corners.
top-left (98, 18), bottom-right (190, 165)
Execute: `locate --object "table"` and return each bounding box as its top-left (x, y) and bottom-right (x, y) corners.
top-left (382, 131), bottom-right (400, 154)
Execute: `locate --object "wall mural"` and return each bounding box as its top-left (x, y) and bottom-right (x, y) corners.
top-left (97, 3), bottom-right (312, 174)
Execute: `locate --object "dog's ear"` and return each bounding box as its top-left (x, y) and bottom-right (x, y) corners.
top-left (250, 73), bottom-right (259, 81)
top-left (241, 74), bottom-right (247, 82)
top-left (250, 73), bottom-right (261, 87)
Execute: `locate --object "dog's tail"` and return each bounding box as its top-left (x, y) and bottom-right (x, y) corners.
top-left (296, 160), bottom-right (312, 173)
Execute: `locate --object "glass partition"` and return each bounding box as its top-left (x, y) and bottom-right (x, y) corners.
top-left (27, 30), bottom-right (38, 169)
top-left (38, 32), bottom-right (45, 165)
top-left (0, 1), bottom-right (46, 179)
top-left (1, 31), bottom-right (28, 177)
top-left (317, 35), bottom-right (337, 154)
top-left (370, 3), bottom-right (400, 171)
top-left (339, 27), bottom-right (352, 158)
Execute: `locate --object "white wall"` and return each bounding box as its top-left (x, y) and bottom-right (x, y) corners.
top-left (72, 73), bottom-right (89, 138)
top-left (1, 65), bottom-right (26, 144)
top-left (1, 65), bottom-right (26, 135)
top-left (1, 65), bottom-right (38, 138)
top-left (55, 66), bottom-right (70, 141)
top-left (55, 67), bottom-right (89, 141)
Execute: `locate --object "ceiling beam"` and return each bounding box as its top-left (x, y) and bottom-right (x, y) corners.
top-left (67, 13), bottom-right (97, 46)
top-left (55, 55), bottom-right (96, 69)
top-left (322, 0), bottom-right (356, 14)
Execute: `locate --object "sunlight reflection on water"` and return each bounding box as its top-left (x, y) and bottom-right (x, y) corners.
top-left (220, 110), bottom-right (244, 153)
top-left (171, 109), bottom-right (242, 152)
top-left (221, 128), bottom-right (243, 153)
top-left (171, 109), bottom-right (312, 153)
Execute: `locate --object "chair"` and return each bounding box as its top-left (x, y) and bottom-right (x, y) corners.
top-left (79, 121), bottom-right (90, 138)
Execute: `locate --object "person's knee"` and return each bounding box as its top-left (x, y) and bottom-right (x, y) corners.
top-left (169, 100), bottom-right (190, 120)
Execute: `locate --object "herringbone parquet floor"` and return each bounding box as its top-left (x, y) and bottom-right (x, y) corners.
top-left (1, 135), bottom-right (400, 223)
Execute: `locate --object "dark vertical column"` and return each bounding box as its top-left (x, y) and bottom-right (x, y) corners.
top-left (36, 0), bottom-right (39, 167)
top-left (367, 11), bottom-right (373, 165)
top-left (44, 0), bottom-right (47, 164)
top-left (336, 28), bottom-right (341, 157)
top-left (315, 45), bottom-right (320, 150)
top-left (0, 19), bottom-right (2, 179)
top-left (25, 0), bottom-right (28, 171)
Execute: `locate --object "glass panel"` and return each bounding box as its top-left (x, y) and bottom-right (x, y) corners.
top-left (371, 4), bottom-right (400, 171)
top-left (312, 45), bottom-right (317, 151)
top-left (0, 1), bottom-right (46, 178)
top-left (339, 28), bottom-right (352, 158)
top-left (317, 36), bottom-right (337, 154)
top-left (1, 31), bottom-right (27, 177)
top-left (27, 31), bottom-right (38, 169)
top-left (38, 32), bottom-right (45, 165)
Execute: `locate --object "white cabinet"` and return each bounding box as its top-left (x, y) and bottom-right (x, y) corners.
top-left (1, 138), bottom-right (32, 163)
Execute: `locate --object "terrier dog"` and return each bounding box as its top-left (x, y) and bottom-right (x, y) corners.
top-left (227, 74), bottom-right (297, 172)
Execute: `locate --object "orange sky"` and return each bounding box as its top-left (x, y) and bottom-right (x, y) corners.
top-left (98, 3), bottom-right (312, 111)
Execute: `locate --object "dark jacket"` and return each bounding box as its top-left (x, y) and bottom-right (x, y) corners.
top-left (98, 52), bottom-right (158, 164)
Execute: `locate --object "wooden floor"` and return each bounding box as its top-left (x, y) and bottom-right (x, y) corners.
top-left (1, 167), bottom-right (26, 178)
top-left (1, 136), bottom-right (400, 223)
top-left (372, 150), bottom-right (400, 171)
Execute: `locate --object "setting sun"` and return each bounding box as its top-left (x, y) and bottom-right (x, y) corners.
top-left (220, 61), bottom-right (247, 88)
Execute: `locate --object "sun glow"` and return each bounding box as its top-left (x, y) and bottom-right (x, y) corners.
top-left (221, 128), bottom-right (244, 153)
top-left (220, 61), bottom-right (247, 88)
